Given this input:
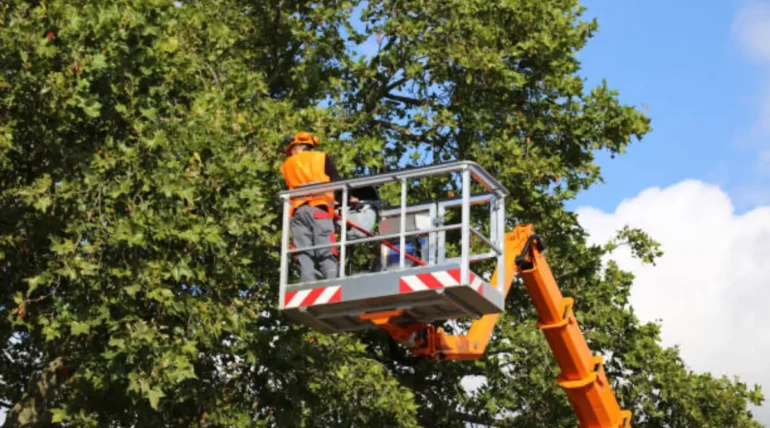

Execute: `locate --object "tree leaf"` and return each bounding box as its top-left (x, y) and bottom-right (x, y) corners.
top-left (71, 322), bottom-right (90, 336)
top-left (91, 54), bottom-right (108, 70)
top-left (50, 408), bottom-right (68, 423)
top-left (124, 284), bottom-right (141, 297)
top-left (147, 388), bottom-right (165, 410)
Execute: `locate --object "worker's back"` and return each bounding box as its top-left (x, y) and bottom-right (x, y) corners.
top-left (281, 151), bottom-right (329, 189)
top-left (281, 151), bottom-right (334, 215)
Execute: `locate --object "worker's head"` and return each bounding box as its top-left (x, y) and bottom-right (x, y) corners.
top-left (284, 131), bottom-right (320, 156)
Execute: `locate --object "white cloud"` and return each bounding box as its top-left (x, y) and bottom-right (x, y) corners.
top-left (733, 0), bottom-right (770, 63)
top-left (577, 180), bottom-right (770, 424)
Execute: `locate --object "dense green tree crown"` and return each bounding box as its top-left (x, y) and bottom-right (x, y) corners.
top-left (0, 0), bottom-right (763, 427)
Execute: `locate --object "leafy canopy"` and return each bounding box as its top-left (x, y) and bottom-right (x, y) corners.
top-left (0, 0), bottom-right (763, 427)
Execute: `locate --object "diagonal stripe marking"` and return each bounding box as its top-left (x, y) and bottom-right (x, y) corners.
top-left (284, 290), bottom-right (298, 307)
top-left (300, 287), bottom-right (325, 307)
top-left (433, 270), bottom-right (460, 287)
top-left (402, 275), bottom-right (428, 291)
top-left (329, 286), bottom-right (342, 303)
top-left (287, 289), bottom-right (310, 308)
top-left (470, 275), bottom-right (484, 294)
top-left (447, 268), bottom-right (461, 283)
top-left (417, 272), bottom-right (444, 289)
top-left (316, 286), bottom-right (340, 304)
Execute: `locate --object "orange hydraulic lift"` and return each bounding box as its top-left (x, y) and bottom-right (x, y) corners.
top-left (279, 160), bottom-right (632, 428)
top-left (358, 224), bottom-right (632, 428)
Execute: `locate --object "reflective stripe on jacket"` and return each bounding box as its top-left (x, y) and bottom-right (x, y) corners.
top-left (281, 151), bottom-right (335, 216)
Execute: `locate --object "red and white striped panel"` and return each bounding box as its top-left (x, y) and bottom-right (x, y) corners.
top-left (399, 269), bottom-right (484, 295)
top-left (284, 285), bottom-right (341, 309)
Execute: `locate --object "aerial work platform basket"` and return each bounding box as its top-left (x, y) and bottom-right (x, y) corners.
top-left (277, 161), bottom-right (509, 334)
top-left (276, 160), bottom-right (634, 427)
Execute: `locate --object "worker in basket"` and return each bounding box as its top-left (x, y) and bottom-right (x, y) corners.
top-left (340, 185), bottom-right (381, 272)
top-left (280, 131), bottom-right (359, 282)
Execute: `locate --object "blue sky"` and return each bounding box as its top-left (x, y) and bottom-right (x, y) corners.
top-left (569, 0), bottom-right (770, 214)
top-left (570, 2), bottom-right (770, 422)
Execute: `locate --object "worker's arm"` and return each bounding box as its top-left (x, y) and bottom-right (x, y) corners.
top-left (324, 153), bottom-right (342, 182)
top-left (325, 154), bottom-right (358, 205)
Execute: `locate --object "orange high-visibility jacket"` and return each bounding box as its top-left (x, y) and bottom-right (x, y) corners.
top-left (281, 151), bottom-right (338, 216)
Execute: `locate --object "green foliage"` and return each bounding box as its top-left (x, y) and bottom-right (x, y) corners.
top-left (0, 0), bottom-right (763, 427)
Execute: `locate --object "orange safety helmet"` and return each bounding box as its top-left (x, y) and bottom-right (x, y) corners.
top-left (284, 131), bottom-right (320, 155)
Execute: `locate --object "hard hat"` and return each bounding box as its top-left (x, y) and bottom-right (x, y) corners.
top-left (284, 131), bottom-right (320, 155)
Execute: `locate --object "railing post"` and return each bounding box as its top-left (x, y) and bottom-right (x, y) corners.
top-left (279, 197), bottom-right (291, 308)
top-left (399, 177), bottom-right (407, 269)
top-left (461, 167), bottom-right (471, 286)
top-left (497, 195), bottom-right (506, 293)
top-left (490, 195), bottom-right (497, 251)
top-left (340, 186), bottom-right (348, 278)
top-left (428, 204), bottom-right (437, 265)
top-left (437, 204), bottom-right (446, 264)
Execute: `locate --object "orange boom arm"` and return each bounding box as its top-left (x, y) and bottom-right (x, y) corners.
top-left (359, 224), bottom-right (632, 428)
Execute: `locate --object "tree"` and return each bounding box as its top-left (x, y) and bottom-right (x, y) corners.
top-left (0, 0), bottom-right (763, 427)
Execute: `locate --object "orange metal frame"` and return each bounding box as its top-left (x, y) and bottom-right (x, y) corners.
top-left (359, 224), bottom-right (632, 428)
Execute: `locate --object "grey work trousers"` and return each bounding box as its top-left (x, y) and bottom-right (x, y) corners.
top-left (291, 204), bottom-right (338, 282)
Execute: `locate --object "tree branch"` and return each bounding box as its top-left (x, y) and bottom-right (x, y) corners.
top-left (458, 413), bottom-right (496, 427)
top-left (206, 63), bottom-right (220, 86)
top-left (382, 35), bottom-right (397, 53)
top-left (369, 120), bottom-right (420, 141)
top-left (267, 42), bottom-right (302, 94)
top-left (384, 92), bottom-right (426, 106)
top-left (385, 77), bottom-right (408, 92)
